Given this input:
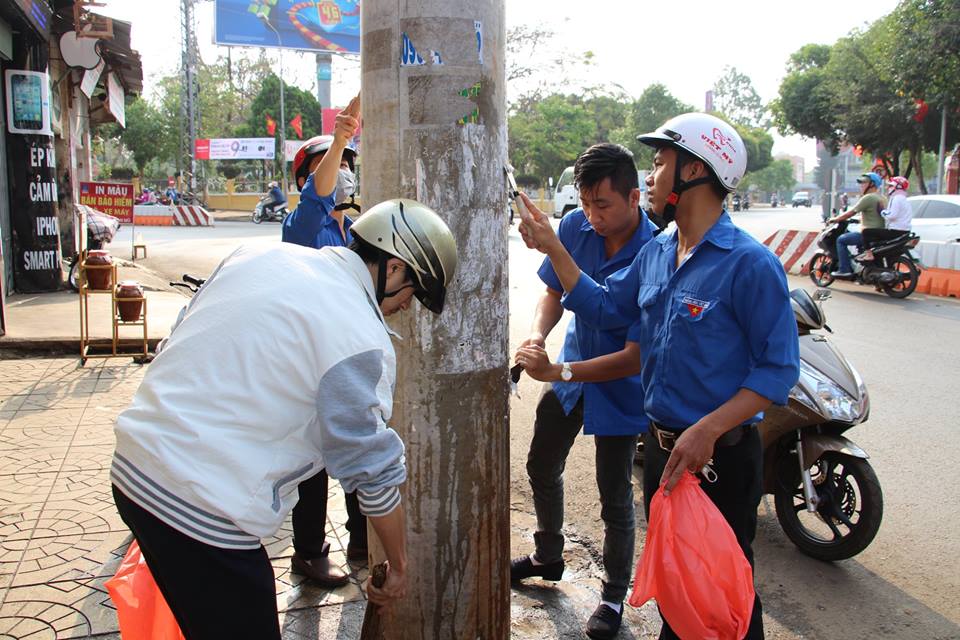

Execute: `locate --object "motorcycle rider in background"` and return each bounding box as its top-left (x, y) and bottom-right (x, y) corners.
top-left (874, 176), bottom-right (913, 243)
top-left (262, 181), bottom-right (287, 217)
top-left (828, 172), bottom-right (887, 278)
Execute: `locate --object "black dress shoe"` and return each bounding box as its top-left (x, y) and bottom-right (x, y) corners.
top-left (510, 555), bottom-right (564, 582)
top-left (291, 552), bottom-right (351, 588)
top-left (585, 603), bottom-right (623, 640)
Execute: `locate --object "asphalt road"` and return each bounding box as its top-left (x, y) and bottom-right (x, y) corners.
top-left (110, 208), bottom-right (960, 638)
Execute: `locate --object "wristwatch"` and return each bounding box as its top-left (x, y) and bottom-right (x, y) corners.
top-left (560, 362), bottom-right (573, 381)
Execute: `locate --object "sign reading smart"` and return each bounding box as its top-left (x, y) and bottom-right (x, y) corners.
top-left (195, 137), bottom-right (276, 160)
top-left (214, 0), bottom-right (360, 54)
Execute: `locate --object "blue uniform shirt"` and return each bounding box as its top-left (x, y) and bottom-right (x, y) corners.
top-left (281, 175), bottom-right (352, 249)
top-left (563, 211), bottom-right (800, 430)
top-left (538, 208), bottom-right (657, 436)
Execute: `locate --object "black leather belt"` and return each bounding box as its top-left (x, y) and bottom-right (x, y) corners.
top-left (649, 422), bottom-right (754, 452)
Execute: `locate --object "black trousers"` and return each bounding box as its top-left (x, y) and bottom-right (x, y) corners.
top-left (112, 485), bottom-right (281, 640)
top-left (292, 469), bottom-right (365, 559)
top-left (642, 428), bottom-right (765, 640)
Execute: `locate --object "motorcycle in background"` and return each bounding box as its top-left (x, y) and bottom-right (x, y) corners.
top-left (252, 195), bottom-right (289, 224)
top-left (807, 219), bottom-right (922, 299)
top-left (760, 288), bottom-right (882, 561)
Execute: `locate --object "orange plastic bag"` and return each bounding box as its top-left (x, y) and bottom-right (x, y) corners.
top-left (628, 472), bottom-right (755, 640)
top-left (105, 541), bottom-right (186, 640)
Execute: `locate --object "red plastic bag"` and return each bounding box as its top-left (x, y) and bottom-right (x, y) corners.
top-left (105, 541), bottom-right (186, 640)
top-left (628, 472), bottom-right (755, 640)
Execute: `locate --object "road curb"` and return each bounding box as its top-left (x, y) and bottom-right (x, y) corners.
top-left (0, 337), bottom-right (162, 358)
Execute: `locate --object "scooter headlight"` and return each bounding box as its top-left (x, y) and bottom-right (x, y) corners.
top-left (798, 361), bottom-right (862, 423)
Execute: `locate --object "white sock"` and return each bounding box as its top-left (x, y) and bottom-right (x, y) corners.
top-left (529, 553), bottom-right (543, 566)
top-left (601, 600), bottom-right (622, 614)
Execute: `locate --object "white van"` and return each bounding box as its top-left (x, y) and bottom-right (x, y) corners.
top-left (553, 167), bottom-right (649, 218)
top-left (553, 167), bottom-right (578, 218)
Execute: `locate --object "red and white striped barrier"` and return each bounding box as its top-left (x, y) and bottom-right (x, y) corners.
top-left (172, 205), bottom-right (214, 227)
top-left (763, 229), bottom-right (820, 275)
top-left (133, 204), bottom-right (214, 227)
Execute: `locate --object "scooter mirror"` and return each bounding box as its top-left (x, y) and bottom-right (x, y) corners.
top-left (814, 288), bottom-right (832, 301)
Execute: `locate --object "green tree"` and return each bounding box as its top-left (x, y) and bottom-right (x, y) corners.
top-left (743, 159), bottom-right (795, 194)
top-left (508, 94), bottom-right (595, 181)
top-left (713, 66), bottom-right (768, 129)
top-left (771, 44), bottom-right (839, 148)
top-left (243, 73), bottom-right (324, 179)
top-left (118, 98), bottom-right (165, 176)
top-left (887, 0), bottom-right (960, 110)
top-left (610, 83), bottom-right (693, 164)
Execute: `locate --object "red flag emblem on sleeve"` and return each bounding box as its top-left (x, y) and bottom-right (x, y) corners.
top-left (686, 303), bottom-right (704, 317)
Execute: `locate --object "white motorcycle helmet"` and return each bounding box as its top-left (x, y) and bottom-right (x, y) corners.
top-left (637, 113), bottom-right (748, 220)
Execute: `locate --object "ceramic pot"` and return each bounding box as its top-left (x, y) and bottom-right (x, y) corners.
top-left (84, 250), bottom-right (113, 290)
top-left (116, 280), bottom-right (144, 322)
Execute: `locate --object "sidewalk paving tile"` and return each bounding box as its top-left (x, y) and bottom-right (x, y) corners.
top-left (0, 358), bottom-right (375, 639)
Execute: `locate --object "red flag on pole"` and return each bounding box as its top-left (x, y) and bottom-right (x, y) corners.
top-left (265, 113), bottom-right (276, 136)
top-left (290, 114), bottom-right (303, 139)
top-left (913, 99), bottom-right (929, 123)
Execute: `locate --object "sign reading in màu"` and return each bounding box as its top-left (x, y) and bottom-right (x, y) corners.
top-left (79, 182), bottom-right (133, 223)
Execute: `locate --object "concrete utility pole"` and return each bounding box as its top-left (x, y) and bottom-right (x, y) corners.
top-left (361, 2), bottom-right (509, 638)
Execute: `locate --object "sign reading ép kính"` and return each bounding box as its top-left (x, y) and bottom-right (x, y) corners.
top-left (194, 137), bottom-right (275, 160)
top-left (79, 182), bottom-right (133, 223)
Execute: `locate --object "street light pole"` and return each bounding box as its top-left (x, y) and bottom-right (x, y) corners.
top-left (261, 18), bottom-right (287, 195)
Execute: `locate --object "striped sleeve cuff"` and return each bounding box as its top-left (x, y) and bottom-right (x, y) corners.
top-left (357, 485), bottom-right (401, 517)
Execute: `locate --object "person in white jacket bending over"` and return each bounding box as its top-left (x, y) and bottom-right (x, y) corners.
top-left (111, 199), bottom-right (458, 640)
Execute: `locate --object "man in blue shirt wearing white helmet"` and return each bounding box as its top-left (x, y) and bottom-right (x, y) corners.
top-left (517, 113), bottom-right (800, 639)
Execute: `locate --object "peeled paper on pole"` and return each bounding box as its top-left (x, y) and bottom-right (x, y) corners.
top-left (628, 473), bottom-right (755, 640)
top-left (105, 541), bottom-right (185, 640)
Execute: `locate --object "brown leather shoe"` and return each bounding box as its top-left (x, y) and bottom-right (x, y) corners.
top-left (291, 552), bottom-right (351, 588)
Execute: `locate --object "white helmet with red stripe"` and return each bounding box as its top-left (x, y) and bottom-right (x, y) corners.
top-left (637, 113), bottom-right (748, 191)
top-left (887, 176), bottom-right (909, 194)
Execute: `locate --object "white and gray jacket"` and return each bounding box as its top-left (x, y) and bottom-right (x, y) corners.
top-left (112, 244), bottom-right (405, 549)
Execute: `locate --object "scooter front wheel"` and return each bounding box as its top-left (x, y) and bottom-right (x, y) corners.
top-left (808, 253), bottom-right (835, 287)
top-left (252, 210), bottom-right (263, 224)
top-left (774, 451), bottom-right (883, 561)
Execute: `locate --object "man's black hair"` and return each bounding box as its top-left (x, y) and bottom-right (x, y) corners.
top-left (348, 236), bottom-right (414, 281)
top-left (348, 236), bottom-right (383, 265)
top-left (675, 148), bottom-right (729, 200)
top-left (574, 143), bottom-right (639, 202)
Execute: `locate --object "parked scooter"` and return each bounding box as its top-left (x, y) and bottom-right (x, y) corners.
top-left (634, 288), bottom-right (883, 561)
top-left (252, 195), bottom-right (289, 223)
top-left (807, 219), bottom-right (922, 298)
top-left (759, 288), bottom-right (882, 561)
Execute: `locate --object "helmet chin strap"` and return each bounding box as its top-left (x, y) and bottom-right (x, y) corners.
top-left (660, 157), bottom-right (715, 223)
top-left (375, 253), bottom-right (389, 305)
